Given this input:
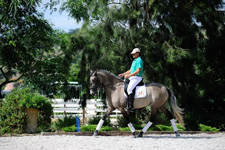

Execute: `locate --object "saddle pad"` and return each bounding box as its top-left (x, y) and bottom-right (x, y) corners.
top-left (124, 84), bottom-right (147, 99)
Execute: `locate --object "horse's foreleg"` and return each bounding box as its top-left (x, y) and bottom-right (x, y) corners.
top-left (160, 106), bottom-right (180, 137)
top-left (93, 108), bottom-right (114, 136)
top-left (138, 107), bottom-right (158, 138)
top-left (120, 108), bottom-right (136, 138)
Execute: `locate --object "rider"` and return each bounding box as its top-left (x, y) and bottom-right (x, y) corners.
top-left (118, 48), bottom-right (143, 112)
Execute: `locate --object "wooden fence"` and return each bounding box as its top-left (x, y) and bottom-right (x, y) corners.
top-left (51, 99), bottom-right (122, 123)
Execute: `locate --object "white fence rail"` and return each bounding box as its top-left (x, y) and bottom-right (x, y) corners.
top-left (51, 99), bottom-right (122, 120)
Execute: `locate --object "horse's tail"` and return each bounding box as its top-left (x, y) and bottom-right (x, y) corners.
top-left (167, 88), bottom-right (184, 126)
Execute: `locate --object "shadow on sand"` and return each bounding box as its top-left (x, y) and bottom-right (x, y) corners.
top-left (141, 135), bottom-right (216, 139)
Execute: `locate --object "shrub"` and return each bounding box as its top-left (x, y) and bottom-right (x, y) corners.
top-left (119, 127), bottom-right (130, 131)
top-left (101, 126), bottom-right (113, 131)
top-left (53, 115), bottom-right (77, 130)
top-left (80, 125), bottom-right (113, 132)
top-left (177, 124), bottom-right (186, 131)
top-left (0, 88), bottom-right (53, 134)
top-left (155, 124), bottom-right (186, 131)
top-left (88, 115), bottom-right (111, 126)
top-left (199, 124), bottom-right (220, 132)
top-left (81, 125), bottom-right (97, 132)
top-left (62, 125), bottom-right (77, 132)
top-left (116, 115), bottom-right (141, 128)
top-left (133, 124), bottom-right (143, 130)
top-left (119, 124), bottom-right (143, 131)
top-left (155, 124), bottom-right (173, 131)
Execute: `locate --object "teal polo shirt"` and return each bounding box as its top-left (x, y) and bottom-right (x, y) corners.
top-left (130, 57), bottom-right (143, 77)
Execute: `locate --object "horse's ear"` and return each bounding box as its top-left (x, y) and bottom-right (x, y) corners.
top-left (93, 71), bottom-right (97, 76)
top-left (90, 70), bottom-right (94, 75)
top-left (90, 70), bottom-right (97, 76)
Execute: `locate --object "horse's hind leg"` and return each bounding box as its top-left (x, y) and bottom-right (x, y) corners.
top-left (138, 107), bottom-right (158, 137)
top-left (160, 106), bottom-right (180, 137)
top-left (93, 108), bottom-right (114, 136)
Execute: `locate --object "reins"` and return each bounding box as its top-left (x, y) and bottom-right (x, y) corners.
top-left (91, 70), bottom-right (124, 93)
top-left (101, 82), bottom-right (123, 89)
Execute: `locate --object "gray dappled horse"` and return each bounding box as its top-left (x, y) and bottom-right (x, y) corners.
top-left (90, 70), bottom-right (183, 137)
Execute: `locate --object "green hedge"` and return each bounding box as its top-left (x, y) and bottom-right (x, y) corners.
top-left (199, 124), bottom-right (219, 132)
top-left (0, 88), bottom-right (53, 134)
top-left (62, 125), bottom-right (113, 132)
top-left (119, 123), bottom-right (186, 132)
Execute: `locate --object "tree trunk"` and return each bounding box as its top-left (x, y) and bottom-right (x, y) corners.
top-left (82, 107), bottom-right (86, 125)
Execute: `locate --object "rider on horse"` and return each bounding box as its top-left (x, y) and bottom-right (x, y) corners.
top-left (119, 48), bottom-right (143, 112)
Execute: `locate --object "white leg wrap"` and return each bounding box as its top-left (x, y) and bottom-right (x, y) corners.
top-left (96, 119), bottom-right (104, 130)
top-left (170, 119), bottom-right (178, 132)
top-left (142, 121), bottom-right (152, 133)
top-left (128, 123), bottom-right (136, 133)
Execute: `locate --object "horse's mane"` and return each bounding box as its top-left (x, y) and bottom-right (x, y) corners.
top-left (99, 70), bottom-right (124, 82)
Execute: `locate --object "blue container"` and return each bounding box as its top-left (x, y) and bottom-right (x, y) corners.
top-left (76, 116), bottom-right (81, 132)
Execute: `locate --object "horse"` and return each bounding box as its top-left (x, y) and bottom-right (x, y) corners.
top-left (90, 70), bottom-right (184, 137)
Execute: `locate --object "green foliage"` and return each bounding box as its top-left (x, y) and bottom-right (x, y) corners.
top-left (177, 124), bottom-right (186, 131)
top-left (0, 93), bottom-right (27, 134)
top-left (119, 125), bottom-right (143, 131)
top-left (81, 125), bottom-right (97, 132)
top-left (30, 0), bottom-right (225, 130)
top-left (88, 115), bottom-right (111, 126)
top-left (53, 116), bottom-right (76, 130)
top-left (153, 124), bottom-right (185, 131)
top-left (116, 115), bottom-right (142, 128)
top-left (155, 124), bottom-right (186, 131)
top-left (80, 125), bottom-right (112, 132)
top-left (0, 0), bottom-right (73, 99)
top-left (133, 124), bottom-right (144, 130)
top-left (0, 88), bottom-right (53, 134)
top-left (155, 125), bottom-right (173, 131)
top-left (119, 127), bottom-right (130, 131)
top-left (199, 124), bottom-right (220, 132)
top-left (62, 125), bottom-right (77, 132)
top-left (100, 126), bottom-right (113, 131)
top-left (119, 123), bottom-right (186, 132)
top-left (21, 31), bottom-right (73, 98)
top-left (16, 88), bottom-right (50, 110)
top-left (0, 0), bottom-right (54, 92)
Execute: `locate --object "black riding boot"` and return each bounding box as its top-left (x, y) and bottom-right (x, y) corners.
top-left (127, 93), bottom-right (135, 112)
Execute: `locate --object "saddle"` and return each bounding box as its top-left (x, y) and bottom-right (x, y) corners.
top-left (124, 78), bottom-right (147, 99)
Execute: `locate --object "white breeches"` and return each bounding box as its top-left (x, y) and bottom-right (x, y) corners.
top-left (127, 76), bottom-right (142, 95)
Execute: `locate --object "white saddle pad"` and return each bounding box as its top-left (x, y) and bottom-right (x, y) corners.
top-left (124, 84), bottom-right (147, 99)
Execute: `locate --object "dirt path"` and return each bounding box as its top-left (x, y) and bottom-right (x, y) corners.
top-left (1, 133), bottom-right (224, 150)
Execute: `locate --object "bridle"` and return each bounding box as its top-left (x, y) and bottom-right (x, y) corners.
top-left (90, 71), bottom-right (124, 95)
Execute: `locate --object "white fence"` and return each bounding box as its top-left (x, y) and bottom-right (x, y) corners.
top-left (51, 99), bottom-right (122, 120)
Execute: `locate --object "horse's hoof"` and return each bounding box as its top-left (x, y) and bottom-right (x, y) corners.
top-left (93, 131), bottom-right (99, 136)
top-left (137, 133), bottom-right (143, 138)
top-left (132, 132), bottom-right (136, 138)
top-left (175, 131), bottom-right (180, 137)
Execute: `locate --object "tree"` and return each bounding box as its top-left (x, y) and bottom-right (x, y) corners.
top-left (56, 0), bottom-right (225, 130)
top-left (0, 0), bottom-right (72, 98)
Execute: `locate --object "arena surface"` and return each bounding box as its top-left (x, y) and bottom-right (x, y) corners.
top-left (1, 133), bottom-right (224, 150)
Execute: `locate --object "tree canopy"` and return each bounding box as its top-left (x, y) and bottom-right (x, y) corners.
top-left (0, 0), bottom-right (72, 97)
top-left (1, 0), bottom-right (224, 130)
top-left (59, 0), bottom-right (225, 130)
